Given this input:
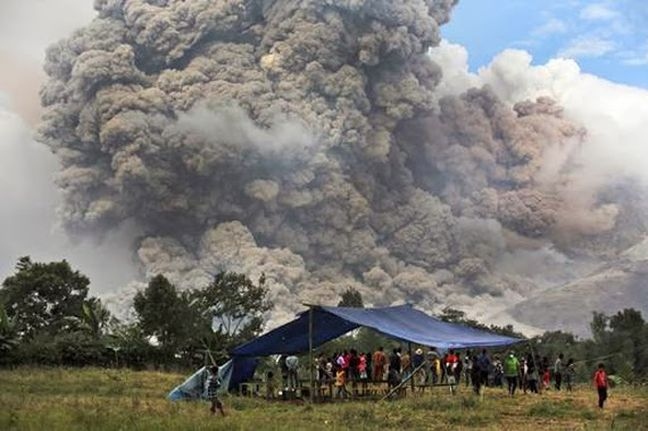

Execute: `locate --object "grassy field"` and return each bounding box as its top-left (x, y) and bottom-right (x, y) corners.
top-left (0, 368), bottom-right (647, 430)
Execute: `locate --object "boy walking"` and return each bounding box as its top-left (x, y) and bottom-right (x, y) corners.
top-left (593, 363), bottom-right (608, 409)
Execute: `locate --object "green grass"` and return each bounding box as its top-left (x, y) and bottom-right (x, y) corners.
top-left (0, 368), bottom-right (647, 430)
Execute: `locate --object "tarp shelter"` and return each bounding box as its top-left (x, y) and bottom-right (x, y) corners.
top-left (169, 304), bottom-right (523, 400)
top-left (232, 304), bottom-right (522, 357)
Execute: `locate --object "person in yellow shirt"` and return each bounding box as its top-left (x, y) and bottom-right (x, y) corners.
top-left (335, 366), bottom-right (348, 399)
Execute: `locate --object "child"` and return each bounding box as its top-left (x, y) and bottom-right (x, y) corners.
top-left (358, 352), bottom-right (368, 395)
top-left (206, 365), bottom-right (225, 416)
top-left (542, 367), bottom-right (551, 391)
top-left (593, 363), bottom-right (608, 409)
top-left (565, 358), bottom-right (576, 392)
top-left (335, 366), bottom-right (348, 399)
top-left (446, 362), bottom-right (457, 395)
top-left (265, 370), bottom-right (276, 400)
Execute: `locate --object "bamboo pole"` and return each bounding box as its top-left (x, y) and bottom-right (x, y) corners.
top-left (379, 360), bottom-right (428, 402)
top-left (408, 342), bottom-right (415, 393)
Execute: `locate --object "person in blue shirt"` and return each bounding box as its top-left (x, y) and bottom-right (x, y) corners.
top-left (477, 349), bottom-right (491, 387)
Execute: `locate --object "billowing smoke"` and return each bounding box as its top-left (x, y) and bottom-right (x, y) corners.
top-left (39, 0), bottom-right (647, 325)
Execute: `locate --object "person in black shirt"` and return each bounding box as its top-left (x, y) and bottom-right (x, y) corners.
top-left (388, 348), bottom-right (401, 388)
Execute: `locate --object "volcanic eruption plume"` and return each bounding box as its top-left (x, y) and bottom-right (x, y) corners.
top-left (39, 0), bottom-right (643, 323)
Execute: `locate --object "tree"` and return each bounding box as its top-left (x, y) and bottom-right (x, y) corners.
top-left (438, 307), bottom-right (525, 338)
top-left (1, 257), bottom-right (90, 338)
top-left (609, 309), bottom-right (648, 379)
top-left (337, 287), bottom-right (364, 308)
top-left (189, 272), bottom-right (272, 352)
top-left (69, 298), bottom-right (114, 339)
top-left (590, 311), bottom-right (609, 344)
top-left (133, 275), bottom-right (190, 354)
top-left (439, 307), bottom-right (467, 323)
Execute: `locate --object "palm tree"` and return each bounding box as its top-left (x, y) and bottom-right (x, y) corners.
top-left (80, 298), bottom-right (113, 338)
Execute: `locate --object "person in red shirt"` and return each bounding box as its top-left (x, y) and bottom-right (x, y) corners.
top-left (445, 350), bottom-right (459, 389)
top-left (446, 350), bottom-right (459, 365)
top-left (593, 363), bottom-right (608, 408)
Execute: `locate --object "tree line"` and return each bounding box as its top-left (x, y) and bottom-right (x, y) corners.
top-left (1, 257), bottom-right (647, 382)
top-left (0, 257), bottom-right (270, 369)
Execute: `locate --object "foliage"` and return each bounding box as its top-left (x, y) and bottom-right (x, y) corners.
top-left (0, 303), bottom-right (18, 364)
top-left (133, 274), bottom-right (191, 357)
top-left (131, 271), bottom-right (272, 366)
top-left (337, 287), bottom-right (364, 308)
top-left (1, 256), bottom-right (647, 381)
top-left (0, 257), bottom-right (91, 338)
top-left (79, 298), bottom-right (114, 338)
top-left (439, 307), bottom-right (526, 338)
top-left (580, 308), bottom-right (648, 381)
top-left (320, 288), bottom-right (391, 355)
top-left (189, 271), bottom-right (272, 353)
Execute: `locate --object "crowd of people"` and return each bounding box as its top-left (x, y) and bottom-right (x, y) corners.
top-left (205, 345), bottom-right (611, 416)
top-left (270, 347), bottom-right (607, 402)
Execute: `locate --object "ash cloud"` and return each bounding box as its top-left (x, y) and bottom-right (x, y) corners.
top-left (39, 0), bottom-right (647, 325)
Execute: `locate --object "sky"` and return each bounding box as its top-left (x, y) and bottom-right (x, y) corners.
top-left (0, 0), bottom-right (647, 298)
top-left (443, 0), bottom-right (648, 89)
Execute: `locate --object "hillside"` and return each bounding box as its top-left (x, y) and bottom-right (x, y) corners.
top-left (507, 258), bottom-right (648, 337)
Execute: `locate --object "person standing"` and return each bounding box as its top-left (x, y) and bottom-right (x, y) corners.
top-left (445, 350), bottom-right (459, 395)
top-left (388, 348), bottom-right (402, 389)
top-left (337, 351), bottom-right (348, 379)
top-left (427, 350), bottom-right (441, 384)
top-left (594, 363), bottom-right (608, 409)
top-left (503, 351), bottom-right (520, 397)
top-left (470, 354), bottom-right (482, 395)
top-left (316, 352), bottom-right (327, 383)
top-left (526, 353), bottom-right (539, 394)
top-left (541, 356), bottom-right (551, 391)
top-left (365, 352), bottom-right (372, 382)
top-left (565, 358), bottom-right (576, 392)
top-left (401, 349), bottom-right (411, 378)
top-left (492, 355), bottom-right (503, 387)
top-left (348, 350), bottom-right (359, 383)
top-left (206, 365), bottom-right (225, 416)
top-left (335, 365), bottom-right (348, 399)
top-left (554, 353), bottom-right (564, 391)
top-left (535, 354), bottom-right (543, 393)
top-left (358, 352), bottom-right (368, 380)
top-left (278, 354), bottom-right (289, 389)
top-left (372, 347), bottom-right (386, 381)
top-left (463, 351), bottom-right (473, 387)
top-left (285, 354), bottom-right (300, 390)
top-left (477, 349), bottom-right (491, 387)
top-left (412, 348), bottom-right (426, 385)
top-left (358, 352), bottom-right (368, 395)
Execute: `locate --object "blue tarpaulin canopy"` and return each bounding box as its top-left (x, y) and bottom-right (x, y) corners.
top-left (232, 304), bottom-right (522, 357)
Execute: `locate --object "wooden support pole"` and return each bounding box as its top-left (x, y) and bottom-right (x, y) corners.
top-left (379, 360), bottom-right (428, 402)
top-left (309, 306), bottom-right (314, 403)
top-left (408, 342), bottom-right (415, 393)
